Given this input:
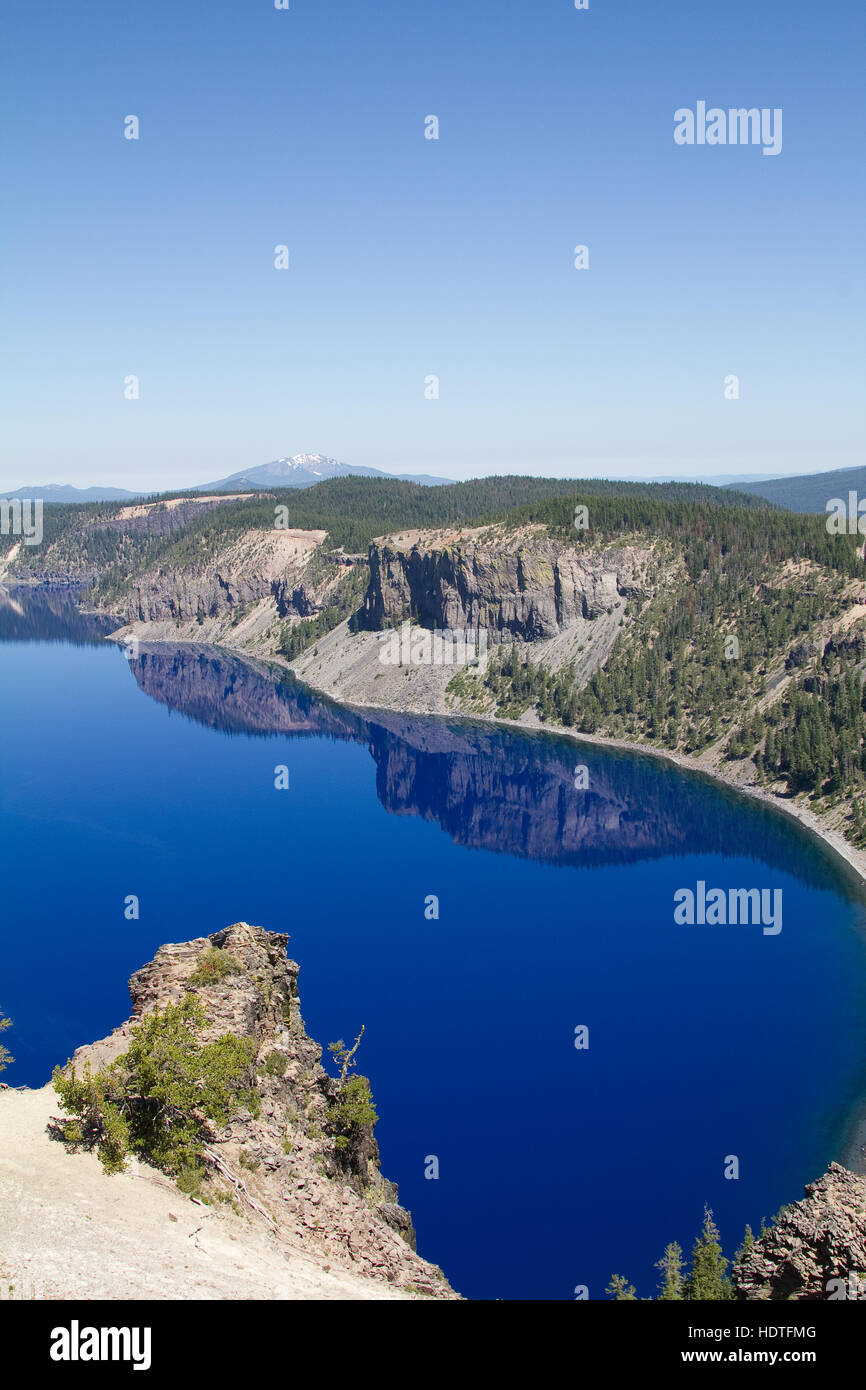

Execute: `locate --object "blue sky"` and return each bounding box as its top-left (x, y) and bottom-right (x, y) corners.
top-left (1, 0), bottom-right (863, 491)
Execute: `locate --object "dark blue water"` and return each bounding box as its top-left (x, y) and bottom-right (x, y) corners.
top-left (2, 589), bottom-right (866, 1301)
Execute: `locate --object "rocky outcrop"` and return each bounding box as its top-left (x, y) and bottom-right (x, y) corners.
top-left (68, 922), bottom-right (458, 1299)
top-left (117, 530), bottom-right (329, 625)
top-left (785, 639), bottom-right (823, 670)
top-left (733, 1164), bottom-right (866, 1300)
top-left (100, 496), bottom-right (252, 541)
top-left (362, 525), bottom-right (651, 641)
top-left (272, 579), bottom-right (326, 618)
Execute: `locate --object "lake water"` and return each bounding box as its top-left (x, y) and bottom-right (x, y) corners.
top-left (2, 588), bottom-right (866, 1300)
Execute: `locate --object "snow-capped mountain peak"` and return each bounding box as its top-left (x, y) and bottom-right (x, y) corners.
top-left (195, 454), bottom-right (452, 491)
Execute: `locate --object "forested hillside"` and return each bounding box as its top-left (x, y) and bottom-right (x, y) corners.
top-left (8, 474), bottom-right (768, 598)
top-left (727, 464), bottom-right (866, 514)
top-left (467, 495), bottom-right (866, 846)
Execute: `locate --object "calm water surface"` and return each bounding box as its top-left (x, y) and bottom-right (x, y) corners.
top-left (2, 590), bottom-right (866, 1300)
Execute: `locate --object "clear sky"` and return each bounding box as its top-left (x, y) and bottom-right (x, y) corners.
top-left (1, 0), bottom-right (863, 491)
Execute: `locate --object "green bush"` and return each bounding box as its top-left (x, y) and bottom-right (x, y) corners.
top-left (188, 946), bottom-right (242, 988)
top-left (327, 1075), bottom-right (378, 1152)
top-left (260, 1049), bottom-right (289, 1078)
top-left (52, 995), bottom-right (256, 1184)
top-left (0, 1015), bottom-right (12, 1075)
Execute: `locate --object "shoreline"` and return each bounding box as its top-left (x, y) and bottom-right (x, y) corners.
top-left (101, 615), bottom-right (866, 899)
top-left (21, 576), bottom-right (866, 898)
top-left (9, 589), bottom-right (866, 1230)
top-left (80, 588), bottom-right (866, 901)
top-left (256, 644), bottom-right (866, 899)
top-left (505, 717), bottom-right (866, 897)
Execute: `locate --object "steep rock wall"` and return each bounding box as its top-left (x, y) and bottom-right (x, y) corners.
top-left (115, 530), bottom-right (330, 625)
top-left (362, 526), bottom-right (651, 641)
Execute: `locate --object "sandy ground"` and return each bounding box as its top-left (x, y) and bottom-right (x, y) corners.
top-left (0, 1087), bottom-right (413, 1301)
top-left (115, 496), bottom-right (254, 520)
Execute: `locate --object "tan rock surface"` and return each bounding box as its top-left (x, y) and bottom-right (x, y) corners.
top-left (0, 923), bottom-right (459, 1302)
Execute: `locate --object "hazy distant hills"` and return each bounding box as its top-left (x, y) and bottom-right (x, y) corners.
top-left (194, 454), bottom-right (453, 491)
top-left (628, 473), bottom-right (786, 487)
top-left (4, 456), bottom-right (453, 502)
top-left (2, 484), bottom-right (141, 503)
top-left (724, 465), bottom-right (866, 514)
top-left (6, 460), bottom-right (864, 513)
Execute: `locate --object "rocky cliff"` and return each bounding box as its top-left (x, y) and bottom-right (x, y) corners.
top-left (733, 1164), bottom-right (866, 1300)
top-left (98, 528), bottom-right (353, 656)
top-left (116, 529), bottom-right (329, 626)
top-left (361, 524), bottom-right (652, 641)
top-left (101, 495), bottom-right (253, 540)
top-left (62, 922), bottom-right (457, 1299)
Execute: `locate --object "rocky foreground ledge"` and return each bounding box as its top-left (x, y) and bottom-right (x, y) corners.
top-left (0, 923), bottom-right (459, 1301)
top-left (3, 922), bottom-right (864, 1302)
top-left (733, 1164), bottom-right (866, 1301)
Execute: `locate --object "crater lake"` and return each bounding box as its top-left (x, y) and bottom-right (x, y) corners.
top-left (2, 588), bottom-right (866, 1300)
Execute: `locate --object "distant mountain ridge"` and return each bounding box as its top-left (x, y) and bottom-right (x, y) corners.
top-left (4, 456), bottom-right (453, 502)
top-left (724, 465), bottom-right (866, 514)
top-left (1, 484), bottom-right (141, 503)
top-left (193, 454), bottom-right (453, 491)
top-left (8, 462), bottom-right (864, 511)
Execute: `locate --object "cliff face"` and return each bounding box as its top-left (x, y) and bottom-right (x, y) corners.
top-left (69, 922), bottom-right (457, 1299)
top-left (362, 525), bottom-right (651, 641)
top-left (733, 1164), bottom-right (866, 1300)
top-left (116, 529), bottom-right (329, 626)
top-left (100, 496), bottom-right (252, 541)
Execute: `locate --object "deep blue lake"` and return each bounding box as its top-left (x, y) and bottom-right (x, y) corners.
top-left (2, 589), bottom-right (866, 1301)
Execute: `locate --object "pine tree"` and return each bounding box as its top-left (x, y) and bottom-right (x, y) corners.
top-left (733, 1224), bottom-right (755, 1269)
top-left (606, 1274), bottom-right (638, 1301)
top-left (656, 1242), bottom-right (685, 1300)
top-left (685, 1206), bottom-right (733, 1301)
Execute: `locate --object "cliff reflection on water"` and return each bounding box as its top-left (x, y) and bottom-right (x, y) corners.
top-left (2, 586), bottom-right (851, 892)
top-left (0, 584), bottom-right (118, 645)
top-left (128, 641), bottom-right (846, 891)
